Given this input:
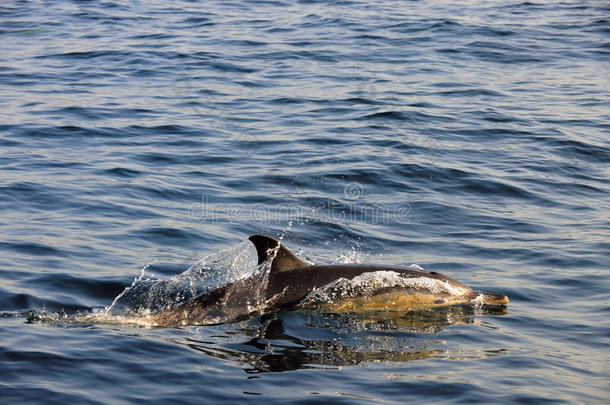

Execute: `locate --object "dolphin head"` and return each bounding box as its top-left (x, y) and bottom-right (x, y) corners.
top-left (465, 291), bottom-right (510, 305)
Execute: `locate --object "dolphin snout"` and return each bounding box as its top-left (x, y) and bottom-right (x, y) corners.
top-left (479, 292), bottom-right (509, 305)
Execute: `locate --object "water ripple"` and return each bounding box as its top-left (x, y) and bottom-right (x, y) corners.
top-left (0, 0), bottom-right (608, 403)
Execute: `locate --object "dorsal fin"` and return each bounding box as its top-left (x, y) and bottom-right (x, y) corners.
top-left (248, 235), bottom-right (310, 273)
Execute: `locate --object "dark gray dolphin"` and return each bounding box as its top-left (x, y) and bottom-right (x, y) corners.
top-left (142, 235), bottom-right (508, 326)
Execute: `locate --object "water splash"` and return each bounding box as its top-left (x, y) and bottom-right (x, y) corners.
top-left (105, 259), bottom-right (156, 314)
top-left (105, 240), bottom-right (259, 317)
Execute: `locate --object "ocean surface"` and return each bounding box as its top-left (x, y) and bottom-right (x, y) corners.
top-left (1, 0), bottom-right (609, 403)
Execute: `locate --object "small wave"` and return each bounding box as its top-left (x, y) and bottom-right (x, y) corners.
top-left (103, 167), bottom-right (142, 178)
top-left (0, 241), bottom-right (67, 257)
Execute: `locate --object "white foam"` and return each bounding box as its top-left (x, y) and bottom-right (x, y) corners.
top-left (302, 271), bottom-right (470, 304)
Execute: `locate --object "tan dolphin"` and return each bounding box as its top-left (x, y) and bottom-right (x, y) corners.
top-left (140, 235), bottom-right (508, 326)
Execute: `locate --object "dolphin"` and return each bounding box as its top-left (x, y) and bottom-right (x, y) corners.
top-left (141, 235), bottom-right (508, 326)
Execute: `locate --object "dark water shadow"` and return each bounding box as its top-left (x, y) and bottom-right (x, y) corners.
top-left (176, 305), bottom-right (508, 373)
top-left (14, 295), bottom-right (508, 375)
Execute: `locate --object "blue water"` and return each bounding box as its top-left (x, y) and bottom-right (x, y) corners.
top-left (1, 0), bottom-right (609, 403)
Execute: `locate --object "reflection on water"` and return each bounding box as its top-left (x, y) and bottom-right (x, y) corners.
top-left (19, 302), bottom-right (508, 374)
top-left (176, 306), bottom-right (507, 373)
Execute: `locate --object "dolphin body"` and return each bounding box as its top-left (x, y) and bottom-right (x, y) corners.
top-left (142, 235), bottom-right (508, 326)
